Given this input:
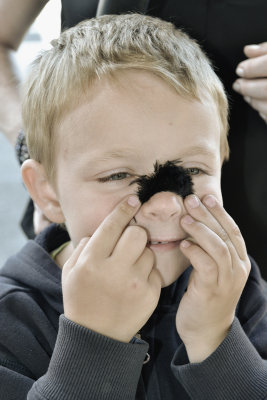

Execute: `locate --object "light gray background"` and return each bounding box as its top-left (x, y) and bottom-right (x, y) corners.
top-left (0, 1), bottom-right (60, 265)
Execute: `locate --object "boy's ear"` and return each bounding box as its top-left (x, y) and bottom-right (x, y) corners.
top-left (21, 160), bottom-right (65, 224)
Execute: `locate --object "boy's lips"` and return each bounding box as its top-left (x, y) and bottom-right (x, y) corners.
top-left (147, 238), bottom-right (183, 252)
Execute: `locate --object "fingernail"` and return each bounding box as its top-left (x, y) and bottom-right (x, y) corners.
top-left (181, 240), bottom-right (191, 248)
top-left (244, 96), bottom-right (251, 104)
top-left (203, 195), bottom-right (216, 208)
top-left (187, 195), bottom-right (200, 208)
top-left (232, 81), bottom-right (241, 92)
top-left (246, 44), bottom-right (260, 50)
top-left (128, 195), bottom-right (140, 207)
top-left (236, 67), bottom-right (244, 77)
top-left (183, 215), bottom-right (194, 224)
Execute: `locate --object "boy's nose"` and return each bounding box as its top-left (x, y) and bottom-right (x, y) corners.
top-left (135, 191), bottom-right (184, 222)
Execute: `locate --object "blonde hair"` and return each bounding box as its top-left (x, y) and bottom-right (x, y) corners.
top-left (22, 13), bottom-right (229, 181)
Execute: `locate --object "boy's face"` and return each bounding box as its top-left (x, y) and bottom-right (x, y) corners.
top-left (54, 70), bottom-right (222, 287)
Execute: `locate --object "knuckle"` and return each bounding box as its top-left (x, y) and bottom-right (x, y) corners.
top-left (102, 219), bottom-right (117, 236)
top-left (218, 228), bottom-right (229, 243)
top-left (230, 223), bottom-right (241, 238)
top-left (80, 237), bottom-right (90, 246)
top-left (217, 241), bottom-right (229, 258)
top-left (119, 201), bottom-right (136, 219)
top-left (204, 260), bottom-right (217, 276)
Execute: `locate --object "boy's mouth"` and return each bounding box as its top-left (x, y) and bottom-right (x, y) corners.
top-left (147, 238), bottom-right (182, 252)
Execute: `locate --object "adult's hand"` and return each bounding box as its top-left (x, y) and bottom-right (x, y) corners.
top-left (233, 42), bottom-right (267, 123)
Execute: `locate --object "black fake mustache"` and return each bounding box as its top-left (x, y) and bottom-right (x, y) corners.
top-left (130, 160), bottom-right (194, 204)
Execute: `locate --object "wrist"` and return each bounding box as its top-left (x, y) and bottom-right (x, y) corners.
top-left (184, 329), bottom-right (229, 363)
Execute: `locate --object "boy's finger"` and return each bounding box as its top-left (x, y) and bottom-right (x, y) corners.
top-left (84, 195), bottom-right (141, 259)
top-left (63, 237), bottom-right (90, 272)
top-left (184, 195), bottom-right (238, 264)
top-left (202, 195), bottom-right (248, 261)
top-left (180, 241), bottom-right (218, 288)
top-left (112, 225), bottom-right (148, 265)
top-left (134, 247), bottom-right (155, 278)
top-left (185, 195), bottom-right (228, 243)
top-left (181, 216), bottom-right (233, 284)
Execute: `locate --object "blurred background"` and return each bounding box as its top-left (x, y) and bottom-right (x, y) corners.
top-left (0, 0), bottom-right (61, 265)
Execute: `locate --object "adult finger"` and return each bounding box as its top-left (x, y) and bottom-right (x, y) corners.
top-left (244, 42), bottom-right (267, 59)
top-left (84, 195), bottom-right (141, 259)
top-left (233, 78), bottom-right (267, 100)
top-left (243, 96), bottom-right (267, 118)
top-left (236, 54), bottom-right (267, 79)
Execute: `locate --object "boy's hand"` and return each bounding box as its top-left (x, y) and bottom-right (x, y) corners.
top-left (62, 196), bottom-right (161, 343)
top-left (177, 194), bottom-right (251, 363)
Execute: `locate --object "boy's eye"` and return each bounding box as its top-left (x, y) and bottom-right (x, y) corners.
top-left (98, 172), bottom-right (131, 182)
top-left (185, 168), bottom-right (201, 175)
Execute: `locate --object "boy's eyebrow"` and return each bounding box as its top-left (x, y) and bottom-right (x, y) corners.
top-left (87, 144), bottom-right (217, 167)
top-left (87, 148), bottom-right (139, 165)
top-left (175, 145), bottom-right (218, 160)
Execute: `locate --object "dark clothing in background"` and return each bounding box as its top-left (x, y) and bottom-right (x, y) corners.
top-left (61, 0), bottom-right (267, 279)
top-left (1, 224), bottom-right (267, 399)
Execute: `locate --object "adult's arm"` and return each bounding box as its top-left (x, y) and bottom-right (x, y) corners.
top-left (0, 0), bottom-right (48, 145)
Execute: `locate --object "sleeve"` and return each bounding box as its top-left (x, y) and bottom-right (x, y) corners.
top-left (1, 315), bottom-right (148, 400)
top-left (171, 317), bottom-right (267, 400)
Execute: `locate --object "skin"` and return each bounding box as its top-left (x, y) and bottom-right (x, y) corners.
top-left (233, 42), bottom-right (267, 122)
top-left (22, 70), bottom-right (250, 362)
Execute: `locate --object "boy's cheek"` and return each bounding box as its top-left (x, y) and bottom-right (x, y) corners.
top-left (67, 194), bottom-right (132, 246)
top-left (196, 184), bottom-right (223, 207)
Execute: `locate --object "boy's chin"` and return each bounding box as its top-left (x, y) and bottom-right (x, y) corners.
top-left (155, 256), bottom-right (190, 288)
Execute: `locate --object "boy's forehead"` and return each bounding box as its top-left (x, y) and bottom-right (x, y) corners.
top-left (56, 70), bottom-right (221, 162)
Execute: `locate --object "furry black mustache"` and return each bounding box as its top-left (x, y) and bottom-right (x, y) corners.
top-left (130, 160), bottom-right (194, 204)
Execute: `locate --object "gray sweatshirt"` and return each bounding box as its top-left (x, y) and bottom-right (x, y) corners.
top-left (0, 224), bottom-right (267, 399)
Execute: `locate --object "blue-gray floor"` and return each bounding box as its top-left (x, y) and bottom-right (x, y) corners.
top-left (0, 133), bottom-right (28, 265)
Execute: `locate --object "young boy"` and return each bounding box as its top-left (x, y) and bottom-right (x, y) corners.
top-left (0, 14), bottom-right (267, 399)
